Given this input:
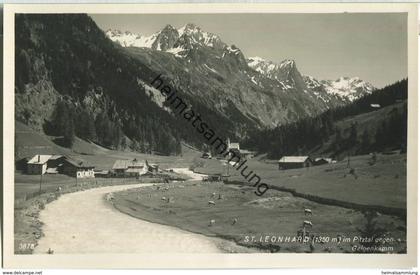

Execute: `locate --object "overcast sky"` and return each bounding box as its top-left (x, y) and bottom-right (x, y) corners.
top-left (91, 13), bottom-right (407, 88)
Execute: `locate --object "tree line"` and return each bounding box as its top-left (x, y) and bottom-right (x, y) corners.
top-left (46, 100), bottom-right (183, 155)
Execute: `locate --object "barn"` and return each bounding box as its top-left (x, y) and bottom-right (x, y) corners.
top-left (226, 138), bottom-right (255, 159)
top-left (46, 155), bottom-right (66, 174)
top-left (278, 156), bottom-right (313, 170)
top-left (112, 158), bottom-right (148, 178)
top-left (26, 155), bottom-right (51, 175)
top-left (201, 152), bottom-right (212, 159)
top-left (239, 149), bottom-right (255, 159)
top-left (60, 158), bottom-right (95, 178)
top-left (314, 157), bottom-right (334, 166)
top-left (146, 160), bottom-right (159, 175)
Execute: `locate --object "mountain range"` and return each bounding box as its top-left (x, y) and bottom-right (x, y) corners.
top-left (15, 15), bottom-right (377, 155)
top-left (106, 24), bottom-right (375, 107)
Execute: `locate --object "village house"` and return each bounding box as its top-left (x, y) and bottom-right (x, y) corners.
top-left (227, 138), bottom-right (240, 153)
top-left (239, 149), bottom-right (255, 159)
top-left (26, 154), bottom-right (65, 175)
top-left (201, 152), bottom-right (212, 159)
top-left (60, 158), bottom-right (95, 178)
top-left (112, 158), bottom-right (148, 178)
top-left (278, 156), bottom-right (313, 170)
top-left (226, 138), bottom-right (255, 159)
top-left (94, 169), bottom-right (110, 178)
top-left (45, 155), bottom-right (66, 174)
top-left (145, 161), bottom-right (159, 175)
top-left (25, 154), bottom-right (93, 178)
top-left (314, 157), bottom-right (334, 166)
top-left (26, 154), bottom-right (52, 175)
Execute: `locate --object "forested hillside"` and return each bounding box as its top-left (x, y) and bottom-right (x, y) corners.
top-left (243, 79), bottom-right (408, 159)
top-left (15, 14), bottom-right (241, 155)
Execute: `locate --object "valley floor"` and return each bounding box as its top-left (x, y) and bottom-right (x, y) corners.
top-left (195, 152), bottom-right (407, 209)
top-left (113, 180), bottom-right (406, 253)
top-left (14, 147), bottom-right (407, 254)
top-left (112, 153), bottom-right (407, 253)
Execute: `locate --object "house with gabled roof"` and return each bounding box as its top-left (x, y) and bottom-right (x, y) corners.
top-left (226, 138), bottom-right (255, 159)
top-left (112, 158), bottom-right (148, 178)
top-left (27, 154), bottom-right (52, 175)
top-left (278, 156), bottom-right (312, 170)
top-left (314, 157), bottom-right (334, 166)
top-left (226, 138), bottom-right (240, 152)
top-left (46, 155), bottom-right (66, 174)
top-left (60, 158), bottom-right (95, 178)
top-left (26, 154), bottom-right (93, 178)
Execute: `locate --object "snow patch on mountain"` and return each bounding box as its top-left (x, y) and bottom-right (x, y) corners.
top-left (279, 59), bottom-right (295, 70)
top-left (250, 76), bottom-right (258, 85)
top-left (106, 29), bottom-right (157, 48)
top-left (247, 56), bottom-right (265, 67)
top-left (204, 64), bottom-right (218, 74)
top-left (166, 46), bottom-right (186, 57)
top-left (248, 57), bottom-right (278, 79)
top-left (322, 77), bottom-right (375, 102)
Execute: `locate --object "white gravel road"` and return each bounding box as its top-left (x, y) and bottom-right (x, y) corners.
top-left (171, 168), bottom-right (207, 181)
top-left (34, 182), bottom-right (223, 253)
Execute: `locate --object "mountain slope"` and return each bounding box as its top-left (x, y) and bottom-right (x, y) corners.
top-left (15, 14), bottom-right (245, 155)
top-left (106, 25), bottom-right (376, 128)
top-left (243, 79), bottom-right (407, 159)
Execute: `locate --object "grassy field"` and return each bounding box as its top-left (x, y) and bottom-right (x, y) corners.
top-left (113, 180), bottom-right (406, 253)
top-left (194, 153), bottom-right (406, 210)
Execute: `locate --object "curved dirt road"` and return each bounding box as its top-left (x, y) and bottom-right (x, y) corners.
top-left (34, 183), bottom-right (223, 253)
top-left (171, 168), bottom-right (207, 181)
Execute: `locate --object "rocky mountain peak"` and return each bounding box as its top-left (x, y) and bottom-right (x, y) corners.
top-left (105, 29), bottom-right (121, 36)
top-left (152, 25), bottom-right (179, 51)
top-left (279, 59), bottom-right (296, 69)
top-left (162, 24), bottom-right (176, 31)
top-left (178, 23), bottom-right (200, 35)
top-left (247, 57), bottom-right (305, 90)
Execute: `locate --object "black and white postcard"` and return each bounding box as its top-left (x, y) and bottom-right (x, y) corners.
top-left (2, 3), bottom-right (418, 269)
